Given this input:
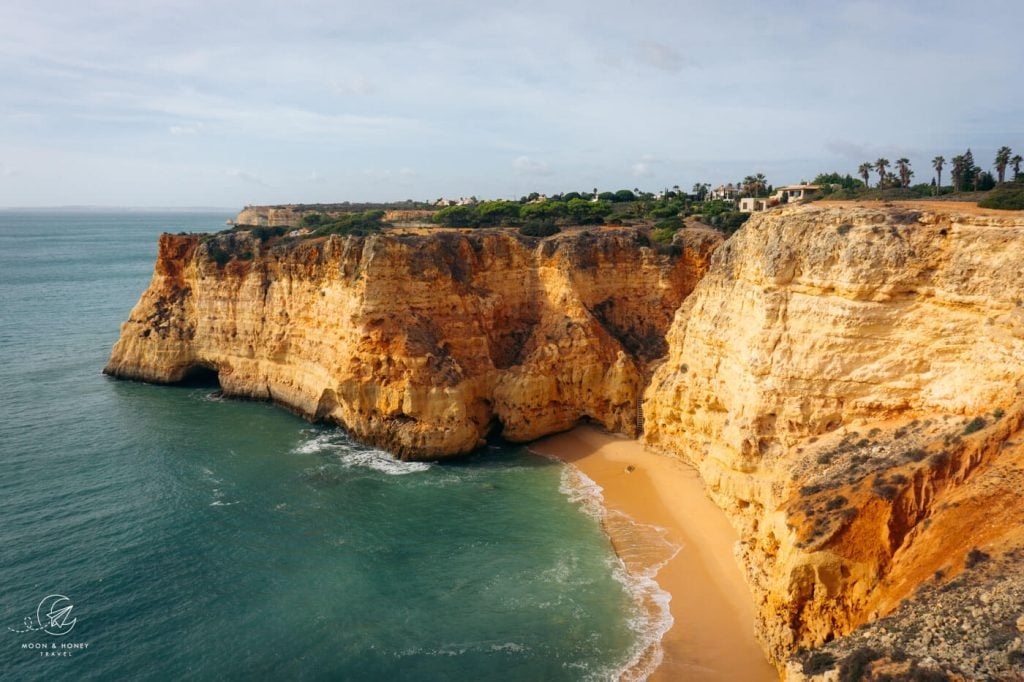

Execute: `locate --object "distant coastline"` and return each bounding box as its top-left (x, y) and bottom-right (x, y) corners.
top-left (0, 206), bottom-right (237, 213)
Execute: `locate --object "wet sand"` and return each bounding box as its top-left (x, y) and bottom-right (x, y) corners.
top-left (531, 426), bottom-right (776, 682)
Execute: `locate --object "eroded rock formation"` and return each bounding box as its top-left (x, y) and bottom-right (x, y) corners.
top-left (643, 203), bottom-right (1024, 678)
top-left (105, 226), bottom-right (720, 458)
top-left (108, 203), bottom-right (1024, 679)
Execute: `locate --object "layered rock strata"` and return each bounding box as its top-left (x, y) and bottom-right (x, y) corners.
top-left (106, 227), bottom-right (720, 458)
top-left (643, 203), bottom-right (1024, 677)
top-left (108, 202), bottom-right (1024, 678)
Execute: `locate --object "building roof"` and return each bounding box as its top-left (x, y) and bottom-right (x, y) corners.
top-left (778, 184), bottom-right (821, 191)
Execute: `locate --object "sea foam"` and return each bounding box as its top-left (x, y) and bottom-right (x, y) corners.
top-left (292, 431), bottom-right (431, 475)
top-left (556, 463), bottom-right (680, 682)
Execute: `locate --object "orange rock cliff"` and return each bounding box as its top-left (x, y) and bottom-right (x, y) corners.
top-left (105, 226), bottom-right (720, 458)
top-left (106, 204), bottom-right (1024, 679)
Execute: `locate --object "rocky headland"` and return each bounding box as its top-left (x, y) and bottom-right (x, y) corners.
top-left (106, 202), bottom-right (1024, 679)
top-left (105, 225), bottom-right (720, 458)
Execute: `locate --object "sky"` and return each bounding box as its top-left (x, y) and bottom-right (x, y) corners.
top-left (0, 0), bottom-right (1021, 208)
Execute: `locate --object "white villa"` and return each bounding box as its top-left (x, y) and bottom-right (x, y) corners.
top-left (739, 184), bottom-right (821, 213)
top-left (433, 196), bottom-right (478, 207)
top-left (710, 183), bottom-right (740, 200)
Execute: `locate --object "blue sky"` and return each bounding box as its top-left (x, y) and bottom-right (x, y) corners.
top-left (0, 0), bottom-right (1021, 207)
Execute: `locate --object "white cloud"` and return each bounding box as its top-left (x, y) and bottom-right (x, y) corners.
top-left (631, 154), bottom-right (661, 178)
top-left (631, 162), bottom-right (653, 178)
top-left (512, 155), bottom-right (552, 176)
top-left (327, 75), bottom-right (376, 96)
top-left (0, 1), bottom-right (1020, 206)
top-left (226, 169), bottom-right (269, 187)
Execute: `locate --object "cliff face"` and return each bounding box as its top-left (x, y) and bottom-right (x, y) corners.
top-left (643, 203), bottom-right (1024, 676)
top-left (234, 205), bottom-right (304, 227)
top-left (105, 227), bottom-right (720, 459)
top-left (232, 205), bottom-right (433, 227)
top-left (108, 203), bottom-right (1024, 678)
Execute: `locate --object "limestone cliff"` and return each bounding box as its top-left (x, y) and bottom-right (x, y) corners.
top-left (234, 205), bottom-right (304, 227)
top-left (105, 227), bottom-right (720, 459)
top-left (233, 204), bottom-right (433, 227)
top-left (108, 202), bottom-right (1024, 679)
top-left (643, 203), bottom-right (1024, 678)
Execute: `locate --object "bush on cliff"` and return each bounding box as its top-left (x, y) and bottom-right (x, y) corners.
top-left (311, 210), bottom-right (386, 237)
top-left (433, 205), bottom-right (478, 227)
top-left (433, 199), bottom-right (612, 228)
top-left (475, 200), bottom-right (522, 226)
top-left (518, 222), bottom-right (560, 237)
top-left (706, 211), bottom-right (749, 235)
top-left (250, 225), bottom-right (288, 241)
top-left (978, 181), bottom-right (1024, 210)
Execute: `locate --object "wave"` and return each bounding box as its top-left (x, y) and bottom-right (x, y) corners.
top-left (292, 431), bottom-right (431, 475)
top-left (555, 463), bottom-right (680, 682)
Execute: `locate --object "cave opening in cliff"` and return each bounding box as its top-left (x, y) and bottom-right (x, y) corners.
top-left (178, 363), bottom-right (222, 389)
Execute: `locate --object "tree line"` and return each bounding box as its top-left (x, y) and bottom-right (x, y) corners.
top-left (857, 147), bottom-right (1020, 194)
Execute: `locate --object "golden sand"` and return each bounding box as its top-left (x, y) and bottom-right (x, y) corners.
top-left (531, 426), bottom-right (776, 681)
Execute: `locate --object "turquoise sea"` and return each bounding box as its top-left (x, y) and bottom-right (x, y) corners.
top-left (0, 212), bottom-right (658, 680)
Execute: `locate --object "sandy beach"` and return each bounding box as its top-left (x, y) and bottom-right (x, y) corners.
top-left (531, 425), bottom-right (776, 682)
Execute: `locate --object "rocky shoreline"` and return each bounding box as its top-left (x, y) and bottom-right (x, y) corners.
top-left (107, 202), bottom-right (1024, 679)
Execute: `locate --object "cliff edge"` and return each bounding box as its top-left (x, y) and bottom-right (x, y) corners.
top-left (644, 202), bottom-right (1024, 678)
top-left (107, 203), bottom-right (1024, 679)
top-left (105, 226), bottom-right (720, 458)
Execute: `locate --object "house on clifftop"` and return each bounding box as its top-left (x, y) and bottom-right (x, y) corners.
top-left (710, 183), bottom-right (739, 200)
top-left (739, 184), bottom-right (821, 212)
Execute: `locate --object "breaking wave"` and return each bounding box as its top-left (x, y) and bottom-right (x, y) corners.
top-left (292, 431), bottom-right (431, 475)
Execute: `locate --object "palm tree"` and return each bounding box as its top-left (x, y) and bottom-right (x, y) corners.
top-left (932, 156), bottom-right (945, 194)
top-left (741, 175), bottom-right (756, 197)
top-left (950, 155), bottom-right (965, 192)
top-left (754, 173), bottom-right (767, 197)
top-left (995, 146), bottom-right (1013, 184)
top-left (895, 158), bottom-right (912, 188)
top-left (874, 158), bottom-right (890, 188)
top-left (1012, 155), bottom-right (1023, 181)
top-left (858, 162), bottom-right (872, 188)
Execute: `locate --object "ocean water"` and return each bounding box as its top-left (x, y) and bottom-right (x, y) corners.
top-left (0, 212), bottom-right (652, 680)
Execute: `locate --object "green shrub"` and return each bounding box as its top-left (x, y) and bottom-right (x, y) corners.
top-left (300, 212), bottom-right (328, 228)
top-left (314, 210), bottom-right (387, 236)
top-left (650, 227), bottom-right (675, 244)
top-left (978, 182), bottom-right (1024, 210)
top-left (904, 448), bottom-right (928, 462)
top-left (965, 547), bottom-right (990, 568)
top-left (963, 416), bottom-right (986, 435)
top-left (825, 495), bottom-right (847, 511)
top-left (205, 242), bottom-right (232, 266)
top-left (566, 198), bottom-right (611, 224)
top-left (475, 200), bottom-right (521, 226)
top-left (250, 225), bottom-right (287, 241)
top-left (648, 204), bottom-right (679, 219)
top-left (433, 205), bottom-right (478, 227)
top-left (518, 222), bottom-right (560, 237)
